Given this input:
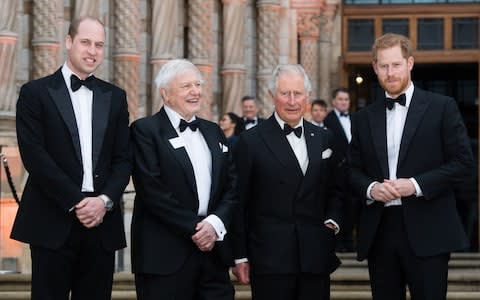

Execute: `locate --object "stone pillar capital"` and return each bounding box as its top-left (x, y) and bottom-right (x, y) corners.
top-left (297, 11), bottom-right (321, 39)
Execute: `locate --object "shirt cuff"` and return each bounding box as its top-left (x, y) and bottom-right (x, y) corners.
top-left (203, 214), bottom-right (227, 241)
top-left (235, 258), bottom-right (248, 264)
top-left (409, 178), bottom-right (423, 197)
top-left (324, 219), bottom-right (340, 234)
top-left (366, 181), bottom-right (378, 205)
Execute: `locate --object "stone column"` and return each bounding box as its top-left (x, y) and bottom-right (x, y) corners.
top-left (32, 0), bottom-right (61, 79)
top-left (113, 0), bottom-right (140, 121)
top-left (297, 11), bottom-right (320, 98)
top-left (221, 0), bottom-right (246, 115)
top-left (256, 0), bottom-right (280, 117)
top-left (318, 1), bottom-right (338, 101)
top-left (74, 0), bottom-right (100, 19)
top-left (150, 0), bottom-right (179, 114)
top-left (188, 0), bottom-right (214, 120)
top-left (0, 0), bottom-right (18, 115)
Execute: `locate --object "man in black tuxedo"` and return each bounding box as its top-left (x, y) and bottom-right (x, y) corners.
top-left (348, 33), bottom-right (473, 300)
top-left (232, 64), bottom-right (342, 300)
top-left (324, 87), bottom-right (356, 252)
top-left (241, 95), bottom-right (264, 130)
top-left (130, 59), bottom-right (238, 300)
top-left (11, 16), bottom-right (131, 300)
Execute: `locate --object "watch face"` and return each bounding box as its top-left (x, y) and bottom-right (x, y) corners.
top-left (105, 200), bottom-right (113, 210)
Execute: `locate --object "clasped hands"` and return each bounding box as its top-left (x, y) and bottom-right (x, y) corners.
top-left (75, 197), bottom-right (106, 228)
top-left (192, 221), bottom-right (217, 252)
top-left (370, 178), bottom-right (416, 202)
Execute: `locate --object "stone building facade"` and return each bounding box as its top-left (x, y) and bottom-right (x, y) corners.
top-left (0, 0), bottom-right (342, 273)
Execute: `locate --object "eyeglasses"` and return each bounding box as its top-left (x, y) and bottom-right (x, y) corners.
top-left (178, 81), bottom-right (203, 92)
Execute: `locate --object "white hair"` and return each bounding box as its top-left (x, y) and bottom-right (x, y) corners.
top-left (154, 59), bottom-right (202, 92)
top-left (268, 64), bottom-right (312, 95)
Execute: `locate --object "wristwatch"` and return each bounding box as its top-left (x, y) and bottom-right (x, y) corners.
top-left (99, 194), bottom-right (114, 211)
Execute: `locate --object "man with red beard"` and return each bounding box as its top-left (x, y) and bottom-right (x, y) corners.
top-left (348, 33), bottom-right (473, 300)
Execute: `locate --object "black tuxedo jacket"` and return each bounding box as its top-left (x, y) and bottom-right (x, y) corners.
top-left (233, 116), bottom-right (343, 276)
top-left (324, 111), bottom-right (349, 161)
top-left (11, 68), bottom-right (131, 251)
top-left (348, 87), bottom-right (473, 260)
top-left (130, 107), bottom-right (238, 275)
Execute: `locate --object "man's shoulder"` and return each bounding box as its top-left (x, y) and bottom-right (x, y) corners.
top-left (94, 77), bottom-right (125, 94)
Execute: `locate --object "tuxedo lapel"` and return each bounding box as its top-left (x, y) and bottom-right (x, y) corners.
top-left (198, 120), bottom-right (221, 198)
top-left (303, 121), bottom-right (322, 176)
top-left (47, 70), bottom-right (82, 164)
top-left (259, 116), bottom-right (303, 178)
top-left (91, 79), bottom-right (111, 171)
top-left (368, 101), bottom-right (389, 178)
top-left (398, 89), bottom-right (429, 167)
top-left (329, 112), bottom-right (348, 144)
top-left (157, 108), bottom-right (197, 196)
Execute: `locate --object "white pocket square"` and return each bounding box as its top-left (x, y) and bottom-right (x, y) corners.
top-left (322, 148), bottom-right (332, 159)
top-left (219, 142), bottom-right (229, 153)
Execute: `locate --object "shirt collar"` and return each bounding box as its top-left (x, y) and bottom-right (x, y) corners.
top-left (274, 111), bottom-right (303, 131)
top-left (61, 63), bottom-right (94, 92)
top-left (385, 82), bottom-right (414, 108)
top-left (164, 105), bottom-right (197, 131)
top-left (334, 108), bottom-right (349, 118)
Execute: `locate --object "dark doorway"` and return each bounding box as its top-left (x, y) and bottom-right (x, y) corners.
top-left (348, 62), bottom-right (479, 251)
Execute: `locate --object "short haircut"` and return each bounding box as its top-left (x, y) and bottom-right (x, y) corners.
top-left (372, 33), bottom-right (413, 63)
top-left (154, 59), bottom-right (203, 94)
top-left (68, 16), bottom-right (105, 39)
top-left (241, 95), bottom-right (256, 103)
top-left (268, 64), bottom-right (312, 95)
top-left (311, 99), bottom-right (327, 111)
top-left (332, 87), bottom-right (349, 99)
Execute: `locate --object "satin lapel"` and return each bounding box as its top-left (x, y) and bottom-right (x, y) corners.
top-left (328, 112), bottom-right (348, 144)
top-left (91, 80), bottom-right (111, 171)
top-left (368, 101), bottom-right (389, 178)
top-left (47, 70), bottom-right (82, 163)
top-left (398, 90), bottom-right (429, 167)
top-left (259, 116), bottom-right (303, 177)
top-left (303, 121), bottom-right (322, 176)
top-left (157, 108), bottom-right (197, 194)
top-left (198, 121), bottom-right (221, 198)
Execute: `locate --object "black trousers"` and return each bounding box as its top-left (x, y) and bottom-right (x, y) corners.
top-left (135, 249), bottom-right (234, 300)
top-left (30, 219), bottom-right (115, 300)
top-left (367, 206), bottom-right (450, 300)
top-left (250, 273), bottom-right (330, 300)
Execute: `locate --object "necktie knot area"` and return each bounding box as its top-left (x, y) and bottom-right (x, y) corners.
top-left (179, 119), bottom-right (200, 132)
top-left (71, 74), bottom-right (95, 92)
top-left (283, 124), bottom-right (302, 138)
top-left (386, 94), bottom-right (406, 110)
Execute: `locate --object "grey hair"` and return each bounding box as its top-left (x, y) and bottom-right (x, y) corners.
top-left (267, 64), bottom-right (312, 95)
top-left (154, 59), bottom-right (202, 91)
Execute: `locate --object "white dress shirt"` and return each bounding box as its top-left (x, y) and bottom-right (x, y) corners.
top-left (61, 64), bottom-right (94, 192)
top-left (164, 105), bottom-right (226, 240)
top-left (366, 83), bottom-right (423, 206)
top-left (334, 108), bottom-right (352, 143)
top-left (244, 117), bottom-right (259, 130)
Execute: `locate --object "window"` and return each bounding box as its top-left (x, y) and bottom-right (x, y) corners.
top-left (348, 19), bottom-right (375, 51)
top-left (417, 18), bottom-right (444, 49)
top-left (453, 18), bottom-right (479, 49)
top-left (382, 19), bottom-right (409, 36)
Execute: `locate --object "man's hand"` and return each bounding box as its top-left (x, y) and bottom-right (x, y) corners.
top-left (75, 197), bottom-right (106, 228)
top-left (370, 181), bottom-right (401, 202)
top-left (384, 179), bottom-right (416, 197)
top-left (325, 223), bottom-right (338, 233)
top-left (232, 262), bottom-right (250, 284)
top-left (192, 221), bottom-right (217, 252)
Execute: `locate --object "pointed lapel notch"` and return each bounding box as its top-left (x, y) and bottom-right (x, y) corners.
top-left (198, 120), bottom-right (222, 199)
top-left (157, 108), bottom-right (197, 195)
top-left (398, 89), bottom-right (429, 166)
top-left (259, 116), bottom-right (304, 178)
top-left (368, 101), bottom-right (389, 178)
top-left (91, 80), bottom-right (111, 171)
top-left (48, 70), bottom-right (82, 164)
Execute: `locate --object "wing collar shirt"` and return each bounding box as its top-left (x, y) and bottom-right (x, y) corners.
top-left (366, 82), bottom-right (423, 206)
top-left (164, 105), bottom-right (226, 240)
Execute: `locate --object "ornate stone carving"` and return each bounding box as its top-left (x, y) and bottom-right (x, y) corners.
top-left (74, 0), bottom-right (100, 19)
top-left (0, 0), bottom-right (17, 32)
top-left (297, 12), bottom-right (320, 38)
top-left (256, 1), bottom-right (280, 117)
top-left (113, 0), bottom-right (140, 120)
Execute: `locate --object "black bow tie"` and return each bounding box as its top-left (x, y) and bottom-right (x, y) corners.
top-left (244, 118), bottom-right (256, 125)
top-left (179, 119), bottom-right (199, 132)
top-left (71, 74), bottom-right (94, 91)
top-left (283, 124), bottom-right (302, 138)
top-left (386, 94), bottom-right (406, 110)
top-left (340, 112), bottom-right (349, 117)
